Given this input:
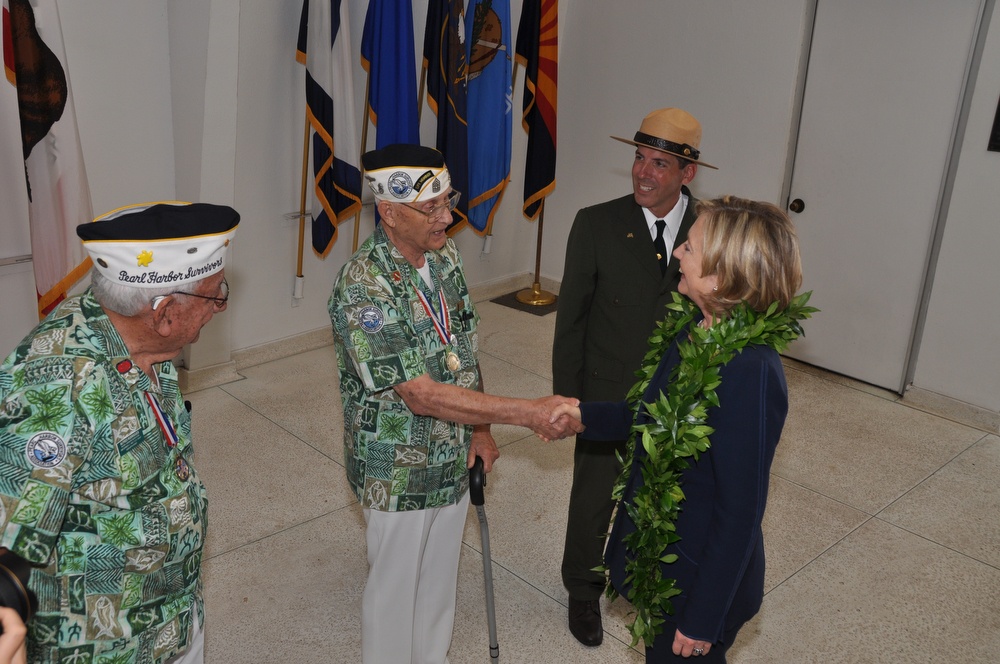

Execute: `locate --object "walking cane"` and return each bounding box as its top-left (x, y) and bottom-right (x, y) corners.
top-left (470, 457), bottom-right (500, 661)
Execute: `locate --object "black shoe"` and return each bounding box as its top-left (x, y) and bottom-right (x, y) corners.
top-left (568, 597), bottom-right (603, 646)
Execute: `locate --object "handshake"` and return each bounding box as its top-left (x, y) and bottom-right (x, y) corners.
top-left (526, 395), bottom-right (584, 442)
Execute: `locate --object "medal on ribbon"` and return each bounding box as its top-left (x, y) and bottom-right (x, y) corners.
top-left (415, 284), bottom-right (461, 372)
top-left (146, 392), bottom-right (179, 448)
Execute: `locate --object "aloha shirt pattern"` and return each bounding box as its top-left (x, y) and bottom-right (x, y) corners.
top-left (329, 225), bottom-right (481, 512)
top-left (0, 289), bottom-right (205, 664)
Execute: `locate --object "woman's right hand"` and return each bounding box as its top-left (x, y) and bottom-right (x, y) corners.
top-left (550, 401), bottom-right (582, 425)
top-left (531, 396), bottom-right (584, 442)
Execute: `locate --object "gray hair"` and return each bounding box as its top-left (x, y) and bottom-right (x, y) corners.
top-left (89, 268), bottom-right (208, 316)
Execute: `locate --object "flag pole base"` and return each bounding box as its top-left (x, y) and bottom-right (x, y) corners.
top-left (515, 282), bottom-right (556, 306)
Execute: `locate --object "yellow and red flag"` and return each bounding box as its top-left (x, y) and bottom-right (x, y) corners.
top-left (514, 0), bottom-right (557, 220)
top-left (4, 0), bottom-right (93, 317)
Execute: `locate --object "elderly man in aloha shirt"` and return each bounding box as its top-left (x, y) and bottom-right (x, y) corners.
top-left (0, 202), bottom-right (238, 664)
top-left (334, 216), bottom-right (481, 512)
top-left (330, 144), bottom-right (582, 663)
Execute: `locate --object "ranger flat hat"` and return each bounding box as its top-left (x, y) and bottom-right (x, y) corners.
top-left (77, 201), bottom-right (239, 289)
top-left (611, 107), bottom-right (718, 169)
top-left (362, 144), bottom-right (452, 203)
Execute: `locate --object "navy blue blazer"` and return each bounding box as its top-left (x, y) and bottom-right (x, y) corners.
top-left (580, 325), bottom-right (788, 645)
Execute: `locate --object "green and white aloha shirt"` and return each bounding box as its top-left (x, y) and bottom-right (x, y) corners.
top-left (0, 289), bottom-right (205, 664)
top-left (329, 226), bottom-right (481, 512)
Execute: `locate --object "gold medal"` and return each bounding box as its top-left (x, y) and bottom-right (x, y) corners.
top-left (446, 352), bottom-right (461, 371)
top-left (175, 456), bottom-right (190, 481)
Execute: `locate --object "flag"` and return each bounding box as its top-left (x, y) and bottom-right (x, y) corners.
top-left (422, 0), bottom-right (469, 232)
top-left (296, 0), bottom-right (362, 256)
top-left (514, 0), bottom-right (557, 220)
top-left (360, 0), bottom-right (419, 149)
top-left (464, 0), bottom-right (512, 235)
top-left (4, 0), bottom-right (93, 318)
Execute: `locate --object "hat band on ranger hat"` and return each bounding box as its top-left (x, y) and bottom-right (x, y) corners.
top-left (632, 131), bottom-right (701, 161)
top-left (610, 107), bottom-right (718, 169)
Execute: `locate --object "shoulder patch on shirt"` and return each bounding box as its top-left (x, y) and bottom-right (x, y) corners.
top-left (26, 431), bottom-right (67, 468)
top-left (359, 306), bottom-right (385, 333)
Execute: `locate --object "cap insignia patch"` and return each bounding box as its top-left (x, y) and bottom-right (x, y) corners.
top-left (388, 171), bottom-right (414, 199)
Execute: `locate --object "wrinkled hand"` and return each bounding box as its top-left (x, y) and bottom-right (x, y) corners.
top-left (672, 628), bottom-right (712, 658)
top-left (528, 395), bottom-right (584, 442)
top-left (468, 427), bottom-right (500, 472)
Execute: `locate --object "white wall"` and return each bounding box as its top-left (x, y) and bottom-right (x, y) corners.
top-left (1, 0), bottom-right (998, 419)
top-left (57, 0), bottom-right (177, 215)
top-left (914, 8), bottom-right (1000, 411)
top-left (543, 0), bottom-right (809, 280)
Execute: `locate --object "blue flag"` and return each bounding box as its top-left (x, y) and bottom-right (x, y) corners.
top-left (465, 0), bottom-right (512, 234)
top-left (361, 0), bottom-right (419, 148)
top-left (423, 0), bottom-right (469, 232)
top-left (296, 0), bottom-right (362, 256)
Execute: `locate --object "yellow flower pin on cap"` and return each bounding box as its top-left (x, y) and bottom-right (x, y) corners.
top-left (77, 201), bottom-right (240, 289)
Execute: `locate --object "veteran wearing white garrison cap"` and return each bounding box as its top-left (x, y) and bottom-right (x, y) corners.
top-left (328, 144), bottom-right (583, 663)
top-left (0, 202), bottom-right (238, 664)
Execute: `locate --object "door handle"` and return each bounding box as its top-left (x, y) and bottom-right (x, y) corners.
top-left (789, 198), bottom-right (805, 213)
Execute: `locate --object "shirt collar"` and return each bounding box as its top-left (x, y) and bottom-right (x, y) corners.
top-left (642, 192), bottom-right (689, 239)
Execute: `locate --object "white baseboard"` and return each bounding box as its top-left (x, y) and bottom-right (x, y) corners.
top-left (902, 386), bottom-right (999, 434)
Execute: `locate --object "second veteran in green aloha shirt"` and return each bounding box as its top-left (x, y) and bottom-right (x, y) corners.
top-left (0, 290), bottom-right (204, 664)
top-left (329, 224), bottom-right (480, 512)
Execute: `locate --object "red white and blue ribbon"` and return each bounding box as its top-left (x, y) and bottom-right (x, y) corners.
top-left (415, 287), bottom-right (453, 346)
top-left (145, 392), bottom-right (179, 448)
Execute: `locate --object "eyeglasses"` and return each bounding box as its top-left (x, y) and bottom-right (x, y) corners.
top-left (152, 278), bottom-right (229, 310)
top-left (401, 191), bottom-right (462, 222)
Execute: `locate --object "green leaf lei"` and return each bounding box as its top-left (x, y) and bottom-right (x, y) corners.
top-left (607, 291), bottom-right (817, 647)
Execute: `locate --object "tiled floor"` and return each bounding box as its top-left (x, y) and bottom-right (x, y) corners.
top-left (189, 300), bottom-right (1000, 663)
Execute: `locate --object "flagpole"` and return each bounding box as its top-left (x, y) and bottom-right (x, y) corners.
top-left (511, 61), bottom-right (554, 306)
top-left (515, 199), bottom-right (556, 305)
top-left (354, 74), bottom-right (373, 253)
top-left (294, 113), bottom-right (310, 299)
top-left (417, 66), bottom-right (426, 123)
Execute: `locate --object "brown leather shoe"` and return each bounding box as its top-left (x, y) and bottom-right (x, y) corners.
top-left (568, 597), bottom-right (603, 646)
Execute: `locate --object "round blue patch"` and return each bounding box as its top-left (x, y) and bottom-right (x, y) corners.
top-left (359, 306), bottom-right (385, 333)
top-left (387, 171), bottom-right (414, 199)
top-left (26, 431), bottom-right (67, 468)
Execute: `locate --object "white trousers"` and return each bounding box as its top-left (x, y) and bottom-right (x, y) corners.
top-left (362, 492), bottom-right (470, 664)
top-left (166, 609), bottom-right (203, 664)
